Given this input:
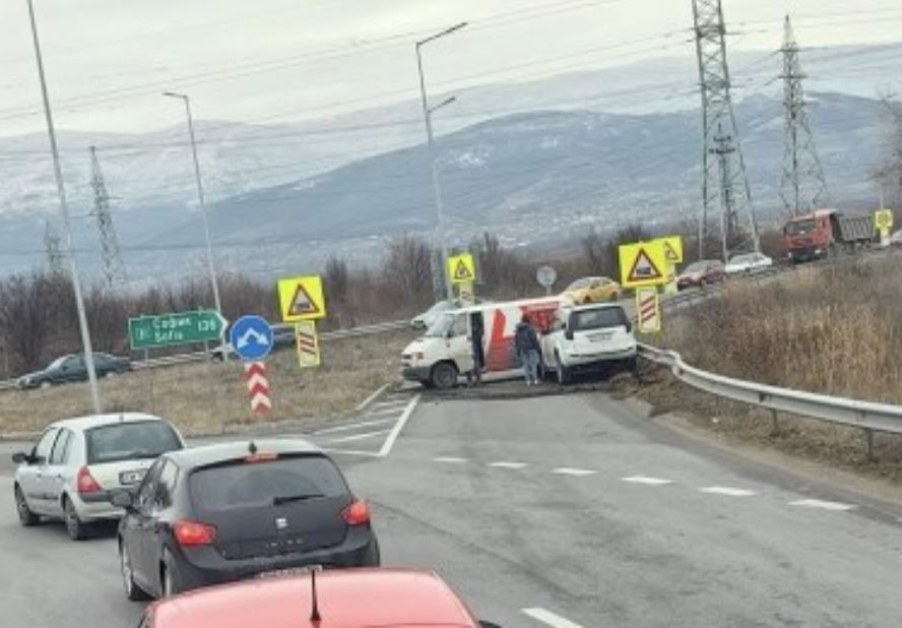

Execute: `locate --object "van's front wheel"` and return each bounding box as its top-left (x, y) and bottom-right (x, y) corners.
top-left (431, 362), bottom-right (458, 390)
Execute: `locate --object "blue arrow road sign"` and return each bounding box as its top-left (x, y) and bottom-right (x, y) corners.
top-left (229, 315), bottom-right (274, 362)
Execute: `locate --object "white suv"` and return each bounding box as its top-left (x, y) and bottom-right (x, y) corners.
top-left (541, 303), bottom-right (638, 384)
top-left (11, 413), bottom-right (185, 540)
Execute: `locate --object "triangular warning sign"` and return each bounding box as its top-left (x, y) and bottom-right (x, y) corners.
top-left (628, 248), bottom-right (664, 283)
top-left (663, 241), bottom-right (679, 262)
top-left (288, 284), bottom-right (320, 317)
top-left (453, 259), bottom-right (473, 281)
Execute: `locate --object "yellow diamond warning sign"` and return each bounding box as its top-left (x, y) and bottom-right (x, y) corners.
top-left (278, 275), bottom-right (326, 322)
top-left (447, 253), bottom-right (476, 285)
top-left (618, 241), bottom-right (668, 289)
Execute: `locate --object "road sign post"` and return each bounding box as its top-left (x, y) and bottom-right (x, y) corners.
top-left (278, 276), bottom-right (327, 322)
top-left (875, 209), bottom-right (894, 247)
top-left (652, 236), bottom-right (683, 295)
top-left (618, 241), bottom-right (669, 290)
top-left (536, 265), bottom-right (557, 296)
top-left (128, 310), bottom-right (227, 351)
top-left (296, 321), bottom-right (321, 369)
top-left (636, 287), bottom-right (662, 334)
top-left (244, 362), bottom-right (271, 414)
top-left (447, 253), bottom-right (476, 285)
top-left (229, 315), bottom-right (274, 362)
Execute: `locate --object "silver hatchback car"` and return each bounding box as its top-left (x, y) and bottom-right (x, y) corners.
top-left (11, 413), bottom-right (185, 540)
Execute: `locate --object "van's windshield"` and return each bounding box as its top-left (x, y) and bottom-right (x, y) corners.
top-left (424, 313), bottom-right (460, 338)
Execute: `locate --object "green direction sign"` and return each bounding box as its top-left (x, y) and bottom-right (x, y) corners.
top-left (128, 310), bottom-right (228, 351)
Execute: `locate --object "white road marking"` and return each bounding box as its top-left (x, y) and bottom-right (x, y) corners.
top-left (552, 468), bottom-right (597, 477)
top-left (313, 418), bottom-right (394, 436)
top-left (324, 429), bottom-right (392, 444)
top-left (489, 461), bottom-right (529, 470)
top-left (371, 398), bottom-right (412, 409)
top-left (700, 486), bottom-right (757, 497)
top-left (366, 405), bottom-right (412, 416)
top-left (434, 456), bottom-right (469, 463)
top-left (321, 448), bottom-right (383, 458)
top-left (790, 498), bottom-right (856, 511)
top-left (523, 607), bottom-right (585, 628)
top-left (622, 475), bottom-right (673, 486)
top-left (378, 394), bottom-right (421, 457)
top-left (354, 383), bottom-right (392, 412)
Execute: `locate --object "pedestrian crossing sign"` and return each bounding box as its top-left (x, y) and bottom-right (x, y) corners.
top-left (618, 241), bottom-right (668, 289)
top-left (278, 275), bottom-right (326, 322)
top-left (447, 253), bottom-right (476, 285)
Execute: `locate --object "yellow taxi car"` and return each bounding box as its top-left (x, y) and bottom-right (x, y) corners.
top-left (561, 276), bottom-right (621, 304)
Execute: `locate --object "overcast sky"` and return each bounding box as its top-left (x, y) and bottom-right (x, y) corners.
top-left (1, 0), bottom-right (900, 138)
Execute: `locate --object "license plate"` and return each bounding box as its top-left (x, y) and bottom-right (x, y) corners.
top-left (119, 470), bottom-right (146, 485)
top-left (588, 332), bottom-right (613, 342)
top-left (257, 565), bottom-right (323, 579)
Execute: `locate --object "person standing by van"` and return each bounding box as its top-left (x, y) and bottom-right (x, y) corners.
top-left (514, 314), bottom-right (541, 386)
top-left (468, 312), bottom-right (485, 386)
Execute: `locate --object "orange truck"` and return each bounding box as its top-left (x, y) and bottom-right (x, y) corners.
top-left (782, 209), bottom-right (876, 263)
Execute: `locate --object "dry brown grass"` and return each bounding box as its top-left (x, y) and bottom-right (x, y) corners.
top-left (634, 251), bottom-right (902, 482)
top-left (0, 329), bottom-right (418, 436)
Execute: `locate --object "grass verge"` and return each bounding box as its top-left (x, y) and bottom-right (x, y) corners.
top-left (0, 329), bottom-right (418, 437)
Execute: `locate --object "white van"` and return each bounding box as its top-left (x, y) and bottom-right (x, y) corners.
top-left (401, 297), bottom-right (565, 389)
top-left (540, 302), bottom-right (637, 384)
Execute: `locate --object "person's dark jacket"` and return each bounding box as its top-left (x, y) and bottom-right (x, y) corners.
top-left (514, 321), bottom-right (541, 353)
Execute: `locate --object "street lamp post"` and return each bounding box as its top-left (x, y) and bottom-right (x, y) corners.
top-left (162, 92), bottom-right (223, 316)
top-left (26, 0), bottom-right (102, 414)
top-left (416, 22), bottom-right (467, 302)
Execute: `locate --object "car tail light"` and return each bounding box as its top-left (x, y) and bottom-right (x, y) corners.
top-left (244, 452), bottom-right (278, 464)
top-left (173, 520), bottom-right (217, 546)
top-left (76, 466), bottom-right (102, 494)
top-left (341, 499), bottom-right (371, 525)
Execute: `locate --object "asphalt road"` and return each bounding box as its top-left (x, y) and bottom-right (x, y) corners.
top-left (3, 391), bottom-right (902, 627)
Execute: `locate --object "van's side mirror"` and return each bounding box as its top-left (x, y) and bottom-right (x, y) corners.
top-left (11, 452), bottom-right (30, 465)
top-left (564, 329), bottom-right (574, 341)
top-left (626, 322), bottom-right (633, 333)
top-left (111, 491), bottom-right (135, 510)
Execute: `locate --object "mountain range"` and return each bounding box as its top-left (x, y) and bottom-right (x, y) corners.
top-left (0, 43), bottom-right (898, 284)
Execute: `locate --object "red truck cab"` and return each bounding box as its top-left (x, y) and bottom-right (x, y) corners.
top-left (139, 568), bottom-right (499, 628)
top-left (782, 209), bottom-right (837, 263)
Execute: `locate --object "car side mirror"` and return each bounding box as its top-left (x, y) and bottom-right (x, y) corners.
top-left (111, 491), bottom-right (135, 510)
top-left (11, 452), bottom-right (30, 465)
top-left (564, 329), bottom-right (574, 341)
top-left (626, 322), bottom-right (633, 333)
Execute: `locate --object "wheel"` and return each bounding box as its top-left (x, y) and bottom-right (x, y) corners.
top-left (555, 355), bottom-right (571, 385)
top-left (14, 484), bottom-right (39, 527)
top-left (583, 297), bottom-right (592, 305)
top-left (63, 496), bottom-right (89, 541)
top-left (608, 293), bottom-right (618, 302)
top-left (120, 540), bottom-right (150, 601)
top-left (430, 362), bottom-right (458, 390)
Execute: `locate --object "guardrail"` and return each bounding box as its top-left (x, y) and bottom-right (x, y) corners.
top-left (637, 343), bottom-right (902, 457)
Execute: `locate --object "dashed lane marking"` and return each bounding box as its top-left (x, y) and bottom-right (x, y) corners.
top-left (789, 499), bottom-right (856, 511)
top-left (313, 418), bottom-right (394, 436)
top-left (700, 486), bottom-right (757, 497)
top-left (489, 461), bottom-right (530, 470)
top-left (434, 456), bottom-right (469, 463)
top-left (622, 475), bottom-right (673, 486)
top-left (552, 468), bottom-right (597, 477)
top-left (324, 429), bottom-right (393, 445)
top-left (523, 607), bottom-right (585, 628)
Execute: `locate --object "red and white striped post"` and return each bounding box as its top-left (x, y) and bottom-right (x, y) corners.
top-left (243, 361), bottom-right (272, 414)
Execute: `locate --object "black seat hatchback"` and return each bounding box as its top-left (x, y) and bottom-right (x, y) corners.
top-left (114, 439), bottom-right (380, 600)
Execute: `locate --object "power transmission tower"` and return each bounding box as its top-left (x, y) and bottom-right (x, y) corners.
top-left (779, 15), bottom-right (829, 216)
top-left (43, 218), bottom-right (64, 274)
top-left (692, 0), bottom-right (760, 261)
top-left (89, 146), bottom-right (126, 287)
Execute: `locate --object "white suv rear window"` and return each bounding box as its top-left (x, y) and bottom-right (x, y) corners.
top-left (571, 308), bottom-right (628, 332)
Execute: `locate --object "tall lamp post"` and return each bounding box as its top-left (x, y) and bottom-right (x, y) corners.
top-left (416, 22), bottom-right (468, 301)
top-left (26, 0), bottom-right (102, 413)
top-left (162, 92), bottom-right (223, 316)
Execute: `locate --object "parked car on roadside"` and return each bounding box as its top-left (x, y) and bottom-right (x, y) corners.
top-left (676, 259), bottom-right (726, 290)
top-left (890, 229), bottom-right (902, 246)
top-left (17, 353), bottom-right (131, 390)
top-left (11, 413), bottom-right (185, 540)
top-left (136, 568), bottom-right (502, 628)
top-left (115, 439), bottom-right (380, 600)
top-left (725, 252), bottom-right (774, 275)
top-left (561, 276), bottom-right (621, 304)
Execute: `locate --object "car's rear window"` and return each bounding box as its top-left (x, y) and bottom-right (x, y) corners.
top-left (86, 421), bottom-right (182, 465)
top-left (189, 455), bottom-right (349, 510)
top-left (571, 308), bottom-right (628, 332)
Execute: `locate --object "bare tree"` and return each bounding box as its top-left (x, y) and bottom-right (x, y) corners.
top-left (383, 235), bottom-right (433, 304)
